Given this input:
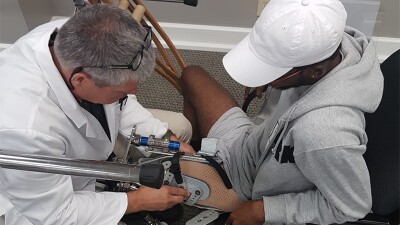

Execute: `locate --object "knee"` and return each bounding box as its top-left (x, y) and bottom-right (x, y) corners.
top-left (170, 114), bottom-right (193, 143)
top-left (181, 65), bottom-right (206, 85)
top-left (181, 65), bottom-right (211, 98)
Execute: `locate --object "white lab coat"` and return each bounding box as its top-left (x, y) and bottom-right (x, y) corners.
top-left (0, 19), bottom-right (168, 225)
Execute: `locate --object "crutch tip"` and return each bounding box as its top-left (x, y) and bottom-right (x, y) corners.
top-left (184, 0), bottom-right (198, 7)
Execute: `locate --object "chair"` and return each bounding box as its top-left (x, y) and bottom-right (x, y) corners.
top-left (350, 49), bottom-right (400, 225)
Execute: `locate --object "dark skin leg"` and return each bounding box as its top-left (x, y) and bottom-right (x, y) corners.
top-left (182, 66), bottom-right (263, 224)
top-left (181, 65), bottom-right (239, 139)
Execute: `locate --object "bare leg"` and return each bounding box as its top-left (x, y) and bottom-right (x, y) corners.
top-left (181, 66), bottom-right (238, 139)
top-left (180, 66), bottom-right (243, 211)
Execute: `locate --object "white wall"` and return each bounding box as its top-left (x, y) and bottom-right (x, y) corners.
top-left (1, 0), bottom-right (399, 42)
top-left (0, 0), bottom-right (29, 43)
top-left (1, 0), bottom-right (399, 60)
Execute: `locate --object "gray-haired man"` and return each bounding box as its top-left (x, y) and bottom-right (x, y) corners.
top-left (0, 5), bottom-right (192, 225)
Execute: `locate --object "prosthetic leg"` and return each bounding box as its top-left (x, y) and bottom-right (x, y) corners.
top-left (117, 126), bottom-right (243, 213)
top-left (173, 159), bottom-right (242, 212)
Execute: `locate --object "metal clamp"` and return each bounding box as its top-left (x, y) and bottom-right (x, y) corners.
top-left (130, 126), bottom-right (180, 152)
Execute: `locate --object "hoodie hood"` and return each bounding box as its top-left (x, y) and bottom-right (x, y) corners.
top-left (286, 26), bottom-right (384, 121)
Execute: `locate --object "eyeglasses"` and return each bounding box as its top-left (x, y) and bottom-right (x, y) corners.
top-left (68, 26), bottom-right (152, 90)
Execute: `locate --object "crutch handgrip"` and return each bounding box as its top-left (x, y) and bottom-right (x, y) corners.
top-left (132, 5), bottom-right (146, 22)
top-left (117, 0), bottom-right (130, 9)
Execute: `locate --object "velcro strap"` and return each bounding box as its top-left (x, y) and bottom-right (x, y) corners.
top-left (169, 152), bottom-right (184, 184)
top-left (202, 156), bottom-right (232, 189)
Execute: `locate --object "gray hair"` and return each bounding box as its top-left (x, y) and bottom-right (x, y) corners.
top-left (54, 4), bottom-right (155, 87)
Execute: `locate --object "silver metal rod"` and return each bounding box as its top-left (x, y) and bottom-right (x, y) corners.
top-left (145, 150), bottom-right (209, 163)
top-left (0, 150), bottom-right (141, 183)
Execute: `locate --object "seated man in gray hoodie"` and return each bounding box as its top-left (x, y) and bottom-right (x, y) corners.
top-left (180, 0), bottom-right (383, 224)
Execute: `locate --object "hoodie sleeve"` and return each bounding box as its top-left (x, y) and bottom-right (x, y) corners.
top-left (263, 106), bottom-right (372, 224)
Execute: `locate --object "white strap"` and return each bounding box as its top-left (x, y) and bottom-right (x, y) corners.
top-left (185, 210), bottom-right (219, 225)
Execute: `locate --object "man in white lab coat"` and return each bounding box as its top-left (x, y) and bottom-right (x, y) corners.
top-left (0, 4), bottom-right (193, 225)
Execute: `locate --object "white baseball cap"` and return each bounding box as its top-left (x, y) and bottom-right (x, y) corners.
top-left (223, 0), bottom-right (347, 87)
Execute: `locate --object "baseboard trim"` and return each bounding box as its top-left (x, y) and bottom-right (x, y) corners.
top-left (158, 22), bottom-right (400, 63)
top-left (157, 22), bottom-right (251, 53)
top-left (2, 22), bottom-right (399, 62)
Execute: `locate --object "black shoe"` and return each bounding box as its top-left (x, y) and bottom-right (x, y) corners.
top-left (213, 212), bottom-right (230, 225)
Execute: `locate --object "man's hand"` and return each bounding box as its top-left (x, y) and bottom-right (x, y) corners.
top-left (225, 200), bottom-right (264, 225)
top-left (126, 185), bottom-right (189, 213)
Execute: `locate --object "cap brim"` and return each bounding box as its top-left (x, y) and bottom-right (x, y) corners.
top-left (223, 35), bottom-right (291, 87)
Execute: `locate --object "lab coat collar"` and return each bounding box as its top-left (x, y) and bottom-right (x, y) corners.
top-left (34, 24), bottom-right (116, 142)
top-left (35, 27), bottom-right (87, 129)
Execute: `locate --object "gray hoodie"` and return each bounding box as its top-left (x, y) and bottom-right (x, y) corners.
top-left (224, 27), bottom-right (383, 224)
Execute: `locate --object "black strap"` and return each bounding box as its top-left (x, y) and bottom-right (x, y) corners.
top-left (169, 152), bottom-right (185, 184)
top-left (169, 152), bottom-right (233, 189)
top-left (48, 30), bottom-right (57, 47)
top-left (79, 100), bottom-right (111, 141)
top-left (118, 95), bottom-right (128, 110)
top-left (242, 85), bottom-right (268, 113)
top-left (202, 156), bottom-right (233, 189)
top-left (73, 0), bottom-right (86, 9)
